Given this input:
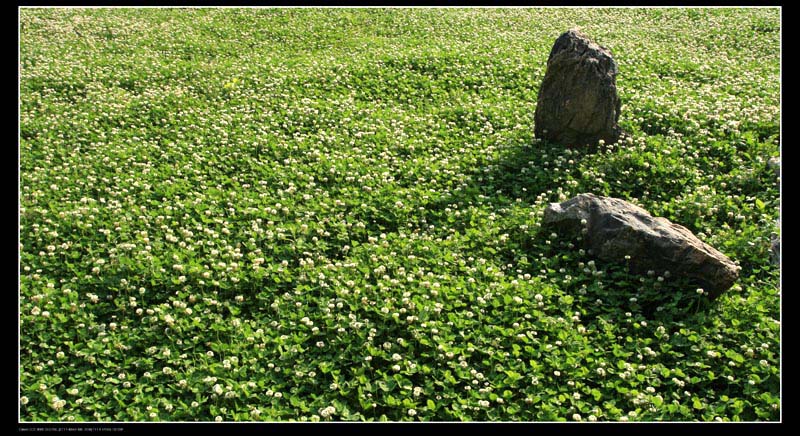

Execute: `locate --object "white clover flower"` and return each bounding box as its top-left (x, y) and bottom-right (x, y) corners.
top-left (407, 408), bottom-right (417, 417)
top-left (319, 406), bottom-right (336, 418)
top-left (51, 397), bottom-right (66, 410)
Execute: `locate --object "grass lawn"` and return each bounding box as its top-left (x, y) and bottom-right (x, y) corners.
top-left (19, 7), bottom-right (780, 422)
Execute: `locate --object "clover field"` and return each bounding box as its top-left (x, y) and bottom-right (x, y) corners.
top-left (19, 8), bottom-right (781, 422)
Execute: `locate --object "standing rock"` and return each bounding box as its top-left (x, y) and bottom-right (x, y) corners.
top-left (534, 29), bottom-right (622, 147)
top-left (543, 193), bottom-right (740, 299)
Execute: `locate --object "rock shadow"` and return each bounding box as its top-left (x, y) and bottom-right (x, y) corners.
top-left (413, 135), bottom-right (721, 326)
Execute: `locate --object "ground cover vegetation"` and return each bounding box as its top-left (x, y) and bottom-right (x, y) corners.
top-left (19, 8), bottom-right (780, 422)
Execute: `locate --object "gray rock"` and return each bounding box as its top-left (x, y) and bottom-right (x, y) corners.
top-left (767, 156), bottom-right (780, 178)
top-left (534, 29), bottom-right (622, 147)
top-left (543, 193), bottom-right (740, 299)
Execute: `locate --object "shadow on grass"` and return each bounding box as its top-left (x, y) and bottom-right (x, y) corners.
top-left (411, 133), bottom-right (723, 327)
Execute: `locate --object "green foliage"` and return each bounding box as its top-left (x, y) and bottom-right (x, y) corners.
top-left (19, 7), bottom-right (779, 422)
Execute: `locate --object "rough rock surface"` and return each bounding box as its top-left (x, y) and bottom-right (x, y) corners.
top-left (543, 193), bottom-right (739, 299)
top-left (534, 29), bottom-right (622, 147)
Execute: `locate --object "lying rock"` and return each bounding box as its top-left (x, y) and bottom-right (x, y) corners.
top-left (534, 29), bottom-right (622, 147)
top-left (543, 193), bottom-right (739, 299)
